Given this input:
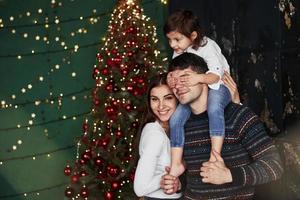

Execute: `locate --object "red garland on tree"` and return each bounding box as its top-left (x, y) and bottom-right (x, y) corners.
top-left (64, 0), bottom-right (167, 199)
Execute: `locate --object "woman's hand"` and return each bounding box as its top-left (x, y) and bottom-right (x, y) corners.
top-left (222, 72), bottom-right (241, 104)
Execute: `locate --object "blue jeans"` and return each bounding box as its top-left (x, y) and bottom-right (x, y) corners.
top-left (170, 85), bottom-right (231, 147)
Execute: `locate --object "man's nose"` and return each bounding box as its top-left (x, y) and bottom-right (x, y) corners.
top-left (174, 80), bottom-right (184, 88)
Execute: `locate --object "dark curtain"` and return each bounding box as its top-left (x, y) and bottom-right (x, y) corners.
top-left (168, 0), bottom-right (300, 134)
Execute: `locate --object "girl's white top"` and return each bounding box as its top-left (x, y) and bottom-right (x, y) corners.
top-left (173, 36), bottom-right (230, 90)
top-left (134, 121), bottom-right (182, 199)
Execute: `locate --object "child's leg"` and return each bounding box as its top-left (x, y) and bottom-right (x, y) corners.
top-left (207, 85), bottom-right (231, 161)
top-left (169, 104), bottom-right (191, 177)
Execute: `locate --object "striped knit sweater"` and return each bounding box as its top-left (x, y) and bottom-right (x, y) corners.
top-left (182, 103), bottom-right (283, 200)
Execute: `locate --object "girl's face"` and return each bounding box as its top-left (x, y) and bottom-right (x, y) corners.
top-left (166, 31), bottom-right (196, 54)
top-left (150, 84), bottom-right (177, 123)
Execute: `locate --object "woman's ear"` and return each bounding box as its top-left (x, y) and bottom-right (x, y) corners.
top-left (191, 31), bottom-right (198, 41)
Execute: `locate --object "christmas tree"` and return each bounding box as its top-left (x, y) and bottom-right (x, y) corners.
top-left (64, 0), bottom-right (167, 199)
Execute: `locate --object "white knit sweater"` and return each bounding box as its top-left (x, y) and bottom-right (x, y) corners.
top-left (134, 121), bottom-right (181, 199)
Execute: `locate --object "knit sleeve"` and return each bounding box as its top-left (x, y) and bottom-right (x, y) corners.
top-left (230, 108), bottom-right (283, 187)
top-left (133, 126), bottom-right (165, 197)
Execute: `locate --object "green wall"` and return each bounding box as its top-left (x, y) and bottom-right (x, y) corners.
top-left (0, 0), bottom-right (168, 199)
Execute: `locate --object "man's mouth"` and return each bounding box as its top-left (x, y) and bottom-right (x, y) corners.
top-left (176, 89), bottom-right (189, 100)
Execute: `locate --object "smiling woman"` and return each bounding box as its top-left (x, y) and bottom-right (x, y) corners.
top-left (150, 84), bottom-right (177, 128)
top-left (133, 73), bottom-right (181, 200)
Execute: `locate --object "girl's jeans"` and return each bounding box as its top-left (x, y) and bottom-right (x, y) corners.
top-left (170, 85), bottom-right (231, 147)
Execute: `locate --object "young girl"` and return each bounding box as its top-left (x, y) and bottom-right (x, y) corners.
top-left (164, 10), bottom-right (233, 177)
top-left (134, 73), bottom-right (182, 199)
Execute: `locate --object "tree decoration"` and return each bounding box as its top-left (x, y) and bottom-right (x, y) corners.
top-left (64, 0), bottom-right (167, 199)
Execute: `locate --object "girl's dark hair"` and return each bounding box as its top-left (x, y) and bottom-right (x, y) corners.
top-left (163, 10), bottom-right (206, 49)
top-left (133, 73), bottom-right (169, 161)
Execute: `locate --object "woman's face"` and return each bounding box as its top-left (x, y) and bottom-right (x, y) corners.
top-left (150, 84), bottom-right (177, 123)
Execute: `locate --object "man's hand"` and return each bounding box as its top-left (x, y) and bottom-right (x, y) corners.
top-left (160, 167), bottom-right (180, 194)
top-left (200, 151), bottom-right (233, 185)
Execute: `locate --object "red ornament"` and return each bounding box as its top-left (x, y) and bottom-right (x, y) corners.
top-left (107, 56), bottom-right (122, 68)
top-left (114, 56), bottom-right (122, 64)
top-left (125, 104), bottom-right (133, 112)
top-left (100, 138), bottom-right (110, 148)
top-left (80, 187), bottom-right (89, 198)
top-left (111, 48), bottom-right (118, 55)
top-left (131, 122), bottom-right (139, 129)
top-left (104, 191), bottom-right (114, 200)
top-left (96, 53), bottom-right (102, 60)
top-left (138, 78), bottom-right (144, 84)
top-left (64, 165), bottom-right (72, 176)
top-left (94, 156), bottom-right (104, 167)
top-left (93, 98), bottom-right (100, 106)
top-left (115, 130), bottom-right (123, 139)
top-left (82, 123), bottom-right (88, 132)
top-left (80, 135), bottom-right (89, 146)
top-left (127, 51), bottom-right (133, 57)
top-left (80, 170), bottom-right (88, 177)
top-left (126, 26), bottom-right (137, 34)
top-left (81, 150), bottom-right (92, 161)
top-left (101, 68), bottom-right (109, 75)
top-left (92, 68), bottom-right (100, 79)
top-left (92, 88), bottom-right (98, 96)
top-left (133, 89), bottom-right (139, 96)
top-left (127, 85), bottom-right (133, 92)
top-left (71, 174), bottom-right (79, 183)
top-left (107, 58), bottom-right (116, 67)
top-left (132, 76), bottom-right (145, 84)
top-left (106, 106), bottom-right (115, 115)
top-left (120, 68), bottom-right (129, 76)
top-left (112, 100), bottom-right (118, 106)
top-left (96, 135), bottom-right (110, 149)
top-left (107, 164), bottom-right (120, 177)
top-left (78, 158), bottom-right (86, 165)
top-left (105, 83), bottom-right (113, 92)
top-left (111, 181), bottom-right (120, 190)
top-left (65, 187), bottom-right (74, 198)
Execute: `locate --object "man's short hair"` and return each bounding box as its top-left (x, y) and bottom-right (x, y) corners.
top-left (168, 52), bottom-right (208, 73)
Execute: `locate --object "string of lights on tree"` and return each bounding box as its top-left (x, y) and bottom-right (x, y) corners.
top-left (63, 0), bottom-right (168, 199)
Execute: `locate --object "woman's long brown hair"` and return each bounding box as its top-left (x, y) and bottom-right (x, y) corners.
top-left (132, 73), bottom-right (169, 161)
